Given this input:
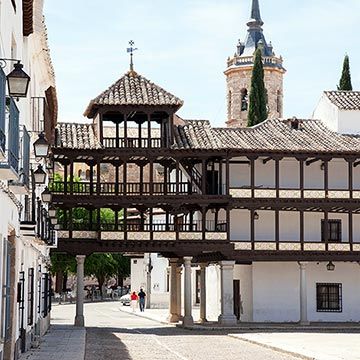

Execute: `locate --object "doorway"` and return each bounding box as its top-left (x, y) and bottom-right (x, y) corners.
top-left (233, 280), bottom-right (241, 321)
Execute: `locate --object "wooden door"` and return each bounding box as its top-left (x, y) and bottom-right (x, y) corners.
top-left (233, 280), bottom-right (241, 321)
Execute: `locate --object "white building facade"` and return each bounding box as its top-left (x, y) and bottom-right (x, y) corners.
top-left (0, 1), bottom-right (57, 359)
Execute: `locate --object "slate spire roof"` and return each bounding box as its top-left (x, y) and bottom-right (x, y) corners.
top-left (84, 70), bottom-right (184, 118)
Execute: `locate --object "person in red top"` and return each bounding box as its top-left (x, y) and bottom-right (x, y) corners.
top-left (130, 291), bottom-right (138, 312)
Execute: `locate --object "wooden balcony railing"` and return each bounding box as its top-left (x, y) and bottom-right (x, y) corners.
top-left (58, 220), bottom-right (227, 233)
top-left (50, 181), bottom-right (198, 196)
top-left (103, 137), bottom-right (162, 149)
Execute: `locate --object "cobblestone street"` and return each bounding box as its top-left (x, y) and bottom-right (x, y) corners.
top-left (52, 302), bottom-right (300, 360)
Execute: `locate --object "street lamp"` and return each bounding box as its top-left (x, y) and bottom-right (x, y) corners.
top-left (48, 205), bottom-right (56, 218)
top-left (254, 211), bottom-right (259, 220)
top-left (326, 261), bottom-right (335, 271)
top-left (33, 164), bottom-right (46, 184)
top-left (41, 186), bottom-right (52, 203)
top-left (6, 61), bottom-right (31, 98)
top-left (33, 132), bottom-right (50, 158)
top-left (50, 217), bottom-right (58, 225)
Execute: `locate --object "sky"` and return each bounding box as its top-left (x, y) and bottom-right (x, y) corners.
top-left (44, 0), bottom-right (360, 127)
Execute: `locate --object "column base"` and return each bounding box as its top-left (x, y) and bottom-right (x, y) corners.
top-left (218, 314), bottom-right (237, 326)
top-left (167, 314), bottom-right (180, 323)
top-left (299, 320), bottom-right (310, 326)
top-left (182, 315), bottom-right (194, 327)
top-left (74, 315), bottom-right (84, 327)
top-left (199, 318), bottom-right (208, 324)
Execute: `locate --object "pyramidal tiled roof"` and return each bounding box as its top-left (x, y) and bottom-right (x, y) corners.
top-left (55, 123), bottom-right (102, 149)
top-left (324, 91), bottom-right (360, 110)
top-left (84, 70), bottom-right (184, 118)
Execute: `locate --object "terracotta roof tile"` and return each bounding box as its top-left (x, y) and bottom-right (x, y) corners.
top-left (84, 71), bottom-right (183, 118)
top-left (324, 91), bottom-right (360, 110)
top-left (55, 123), bottom-right (101, 149)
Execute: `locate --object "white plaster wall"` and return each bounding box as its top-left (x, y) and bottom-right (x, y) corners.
top-left (307, 262), bottom-right (360, 321)
top-left (253, 262), bottom-right (299, 322)
top-left (353, 214), bottom-right (360, 243)
top-left (234, 265), bottom-right (253, 322)
top-left (230, 210), bottom-right (250, 241)
top-left (205, 264), bottom-right (221, 320)
top-left (304, 162), bottom-right (323, 189)
top-left (130, 258), bottom-right (146, 292)
top-left (328, 159), bottom-right (348, 189)
top-left (254, 211), bottom-right (275, 241)
top-left (279, 211), bottom-right (299, 241)
top-left (229, 161), bottom-right (250, 187)
top-left (337, 110), bottom-right (360, 135)
top-left (279, 159), bottom-right (299, 188)
top-left (313, 95), bottom-right (338, 132)
top-left (253, 262), bottom-right (360, 322)
top-left (255, 160), bottom-right (275, 188)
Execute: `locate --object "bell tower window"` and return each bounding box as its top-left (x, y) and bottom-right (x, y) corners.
top-left (241, 88), bottom-right (248, 111)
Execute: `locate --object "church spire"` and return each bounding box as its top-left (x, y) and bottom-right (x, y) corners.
top-left (248, 0), bottom-right (263, 27)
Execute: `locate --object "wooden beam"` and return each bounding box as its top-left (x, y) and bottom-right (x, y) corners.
top-left (300, 210), bottom-right (304, 251)
top-left (251, 209), bottom-right (255, 250)
top-left (299, 159), bottom-right (304, 199)
top-left (250, 159), bottom-right (255, 198)
top-left (275, 210), bottom-right (279, 250)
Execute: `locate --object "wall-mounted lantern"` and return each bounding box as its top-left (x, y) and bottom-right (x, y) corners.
top-left (33, 164), bottom-right (47, 184)
top-left (326, 261), bottom-right (335, 271)
top-left (41, 186), bottom-right (52, 203)
top-left (33, 132), bottom-right (50, 158)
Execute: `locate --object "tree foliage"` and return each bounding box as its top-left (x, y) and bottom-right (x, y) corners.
top-left (50, 174), bottom-right (129, 292)
top-left (247, 48), bottom-right (268, 127)
top-left (338, 55), bottom-right (353, 91)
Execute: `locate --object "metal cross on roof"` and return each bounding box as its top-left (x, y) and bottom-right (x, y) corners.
top-left (127, 40), bottom-right (138, 71)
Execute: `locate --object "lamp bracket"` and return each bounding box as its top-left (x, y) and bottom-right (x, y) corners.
top-left (0, 58), bottom-right (21, 68)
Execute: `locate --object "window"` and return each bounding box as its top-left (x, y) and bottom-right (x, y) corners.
top-left (240, 88), bottom-right (248, 111)
top-left (316, 283), bottom-right (342, 312)
top-left (321, 219), bottom-right (341, 242)
top-left (28, 268), bottom-right (34, 325)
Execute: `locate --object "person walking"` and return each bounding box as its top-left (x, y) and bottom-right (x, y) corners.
top-left (138, 288), bottom-right (146, 312)
top-left (130, 291), bottom-right (138, 312)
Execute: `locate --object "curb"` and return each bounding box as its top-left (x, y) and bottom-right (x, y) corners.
top-left (228, 335), bottom-right (315, 360)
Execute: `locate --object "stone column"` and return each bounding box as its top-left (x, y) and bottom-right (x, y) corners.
top-left (182, 256), bottom-right (193, 326)
top-left (168, 259), bottom-right (179, 322)
top-left (199, 263), bottom-right (207, 323)
top-left (74, 255), bottom-right (86, 327)
top-left (218, 261), bottom-right (237, 326)
top-left (299, 262), bottom-right (309, 325)
top-left (176, 264), bottom-right (182, 319)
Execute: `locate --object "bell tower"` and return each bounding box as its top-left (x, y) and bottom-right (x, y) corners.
top-left (225, 0), bottom-right (286, 127)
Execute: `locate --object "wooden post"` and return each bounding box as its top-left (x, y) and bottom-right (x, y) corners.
top-left (123, 161), bottom-right (127, 195)
top-left (250, 159), bottom-right (255, 198)
top-left (226, 157), bottom-right (230, 195)
top-left (139, 164), bottom-right (144, 195)
top-left (176, 160), bottom-right (180, 195)
top-left (124, 207), bottom-right (127, 240)
top-left (115, 121), bottom-right (119, 148)
top-left (149, 159), bottom-right (154, 195)
top-left (64, 162), bottom-right (68, 195)
top-left (147, 113), bottom-right (151, 148)
top-left (149, 208), bottom-right (153, 240)
top-left (275, 209), bottom-right (279, 250)
top-left (348, 160), bottom-right (353, 199)
top-left (324, 210), bottom-right (329, 251)
top-left (299, 159), bottom-right (304, 199)
top-left (300, 210), bottom-right (304, 251)
top-left (275, 158), bottom-right (280, 198)
top-left (219, 159), bottom-right (223, 195)
top-left (226, 207), bottom-right (230, 240)
top-left (89, 164), bottom-right (94, 195)
top-left (251, 209), bottom-right (255, 250)
top-left (349, 211), bottom-right (353, 251)
top-left (96, 161), bottom-right (101, 196)
top-left (324, 160), bottom-right (329, 197)
top-left (69, 160), bottom-right (74, 195)
top-left (202, 207), bottom-right (207, 240)
top-left (164, 165), bottom-right (168, 195)
top-left (115, 164), bottom-right (119, 196)
top-left (202, 159), bottom-right (207, 195)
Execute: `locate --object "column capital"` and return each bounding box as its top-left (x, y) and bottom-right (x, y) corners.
top-left (199, 263), bottom-right (208, 269)
top-left (219, 260), bottom-right (235, 268)
top-left (169, 258), bottom-right (180, 265)
top-left (298, 261), bottom-right (308, 269)
top-left (76, 255), bottom-right (86, 264)
top-left (183, 256), bottom-right (193, 265)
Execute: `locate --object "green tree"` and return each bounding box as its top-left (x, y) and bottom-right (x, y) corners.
top-left (247, 48), bottom-right (268, 127)
top-left (338, 55), bottom-right (353, 91)
top-left (112, 254), bottom-right (131, 287)
top-left (84, 253), bottom-right (118, 297)
top-left (50, 253), bottom-right (76, 293)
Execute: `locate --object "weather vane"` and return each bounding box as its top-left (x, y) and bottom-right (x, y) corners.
top-left (127, 40), bottom-right (138, 71)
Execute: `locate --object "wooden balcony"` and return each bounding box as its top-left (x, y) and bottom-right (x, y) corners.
top-left (50, 180), bottom-right (198, 196)
top-left (103, 137), bottom-right (162, 149)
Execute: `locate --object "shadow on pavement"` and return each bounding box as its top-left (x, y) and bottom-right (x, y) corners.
top-left (85, 327), bottom-right (132, 360)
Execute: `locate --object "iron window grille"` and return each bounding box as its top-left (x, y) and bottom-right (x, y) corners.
top-left (316, 283), bottom-right (342, 312)
top-left (321, 219), bottom-right (341, 243)
top-left (0, 67), bottom-right (6, 153)
top-left (28, 268), bottom-right (34, 325)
